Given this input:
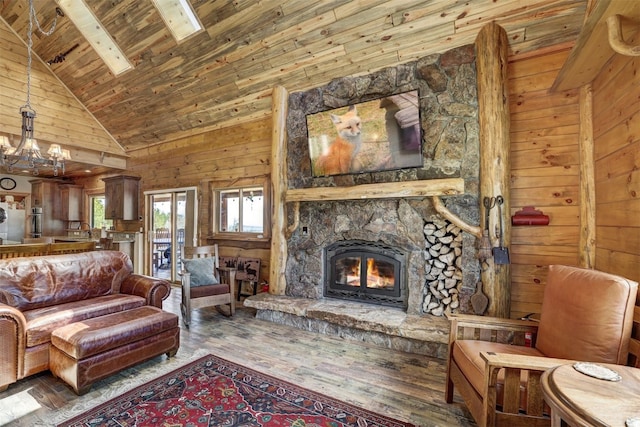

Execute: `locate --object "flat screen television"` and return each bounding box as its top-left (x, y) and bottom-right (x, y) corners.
top-left (306, 89), bottom-right (422, 177)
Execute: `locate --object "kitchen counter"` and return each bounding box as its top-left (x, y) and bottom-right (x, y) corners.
top-left (1, 240), bottom-right (22, 245)
top-left (106, 231), bottom-right (138, 243)
top-left (53, 237), bottom-right (99, 243)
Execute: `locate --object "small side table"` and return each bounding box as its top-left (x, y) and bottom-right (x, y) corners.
top-left (541, 363), bottom-right (640, 427)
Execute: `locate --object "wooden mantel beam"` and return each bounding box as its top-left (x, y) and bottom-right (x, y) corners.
top-left (285, 178), bottom-right (464, 203)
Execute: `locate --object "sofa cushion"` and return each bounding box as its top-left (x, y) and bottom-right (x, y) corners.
top-left (182, 257), bottom-right (218, 287)
top-left (23, 294), bottom-right (146, 347)
top-left (0, 251), bottom-right (133, 311)
top-left (536, 265), bottom-right (638, 364)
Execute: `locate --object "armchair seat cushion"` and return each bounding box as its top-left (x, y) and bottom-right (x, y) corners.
top-left (189, 283), bottom-right (231, 299)
top-left (453, 340), bottom-right (544, 396)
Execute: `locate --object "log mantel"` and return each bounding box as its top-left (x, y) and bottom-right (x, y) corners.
top-left (285, 178), bottom-right (464, 203)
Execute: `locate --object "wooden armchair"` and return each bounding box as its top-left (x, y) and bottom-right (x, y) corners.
top-left (180, 244), bottom-right (236, 328)
top-left (445, 265), bottom-right (638, 427)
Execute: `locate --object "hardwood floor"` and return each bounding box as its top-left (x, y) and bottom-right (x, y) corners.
top-left (0, 286), bottom-right (476, 426)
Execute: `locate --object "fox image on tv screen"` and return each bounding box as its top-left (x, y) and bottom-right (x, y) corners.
top-left (306, 90), bottom-right (423, 177)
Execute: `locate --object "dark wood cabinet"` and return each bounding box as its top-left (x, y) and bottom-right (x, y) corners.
top-left (30, 179), bottom-right (64, 236)
top-left (58, 184), bottom-right (83, 221)
top-left (102, 176), bottom-right (140, 220)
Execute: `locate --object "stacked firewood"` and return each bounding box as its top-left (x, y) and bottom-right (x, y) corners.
top-left (422, 219), bottom-right (463, 316)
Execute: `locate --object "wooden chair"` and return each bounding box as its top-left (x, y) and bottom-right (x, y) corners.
top-left (445, 265), bottom-right (638, 427)
top-left (99, 237), bottom-right (114, 250)
top-left (47, 241), bottom-right (96, 255)
top-left (154, 227), bottom-right (171, 269)
top-left (0, 244), bottom-right (49, 259)
top-left (0, 241), bottom-right (97, 259)
top-left (180, 244), bottom-right (236, 328)
top-left (629, 290), bottom-right (640, 368)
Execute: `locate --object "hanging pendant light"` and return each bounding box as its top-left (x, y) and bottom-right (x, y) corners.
top-left (0, 1), bottom-right (68, 176)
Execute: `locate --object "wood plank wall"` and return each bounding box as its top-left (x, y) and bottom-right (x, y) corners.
top-left (507, 48), bottom-right (581, 319)
top-left (72, 42), bottom-right (637, 314)
top-left (0, 21), bottom-right (124, 157)
top-left (77, 118), bottom-right (272, 283)
top-left (592, 34), bottom-right (640, 283)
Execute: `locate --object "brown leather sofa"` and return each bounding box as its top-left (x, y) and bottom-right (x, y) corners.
top-left (0, 250), bottom-right (172, 391)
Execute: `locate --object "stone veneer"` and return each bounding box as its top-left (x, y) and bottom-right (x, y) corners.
top-left (285, 43), bottom-right (480, 314)
top-left (247, 43), bottom-right (481, 356)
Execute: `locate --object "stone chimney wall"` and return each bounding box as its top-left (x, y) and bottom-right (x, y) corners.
top-left (284, 44), bottom-right (481, 315)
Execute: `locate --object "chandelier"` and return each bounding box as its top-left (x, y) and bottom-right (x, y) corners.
top-left (0, 1), bottom-right (68, 176)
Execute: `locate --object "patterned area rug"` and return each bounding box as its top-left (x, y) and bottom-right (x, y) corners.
top-left (58, 354), bottom-right (415, 427)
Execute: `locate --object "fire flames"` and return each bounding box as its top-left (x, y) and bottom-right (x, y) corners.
top-left (345, 257), bottom-right (394, 289)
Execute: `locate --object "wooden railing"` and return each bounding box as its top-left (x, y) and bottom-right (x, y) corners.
top-left (0, 241), bottom-right (96, 259)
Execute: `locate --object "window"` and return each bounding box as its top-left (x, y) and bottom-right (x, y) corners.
top-left (219, 187), bottom-right (264, 233)
top-left (212, 178), bottom-right (270, 240)
top-left (89, 195), bottom-right (113, 229)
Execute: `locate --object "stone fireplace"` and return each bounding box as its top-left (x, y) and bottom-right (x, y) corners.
top-left (246, 43), bottom-right (480, 356)
top-left (285, 197), bottom-right (476, 316)
top-left (283, 43), bottom-right (480, 317)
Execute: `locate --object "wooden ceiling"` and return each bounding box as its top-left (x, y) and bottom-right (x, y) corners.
top-left (0, 0), bottom-right (588, 177)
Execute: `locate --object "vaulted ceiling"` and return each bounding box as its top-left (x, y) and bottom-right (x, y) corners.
top-left (0, 0), bottom-right (588, 177)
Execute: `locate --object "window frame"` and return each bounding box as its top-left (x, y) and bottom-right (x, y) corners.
top-left (210, 176), bottom-right (271, 242)
top-left (86, 192), bottom-right (113, 230)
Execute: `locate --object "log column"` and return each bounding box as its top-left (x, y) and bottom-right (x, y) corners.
top-left (579, 84), bottom-right (596, 268)
top-left (269, 86), bottom-right (288, 294)
top-left (476, 22), bottom-right (511, 318)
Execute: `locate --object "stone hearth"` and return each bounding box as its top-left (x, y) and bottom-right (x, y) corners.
top-left (244, 294), bottom-right (450, 358)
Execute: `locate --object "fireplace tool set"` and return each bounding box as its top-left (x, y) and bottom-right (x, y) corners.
top-left (478, 196), bottom-right (510, 265)
top-left (473, 195), bottom-right (510, 315)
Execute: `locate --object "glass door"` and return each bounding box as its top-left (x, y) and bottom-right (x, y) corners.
top-left (145, 188), bottom-right (196, 282)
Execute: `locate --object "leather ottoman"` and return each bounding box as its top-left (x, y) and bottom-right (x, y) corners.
top-left (49, 306), bottom-right (180, 394)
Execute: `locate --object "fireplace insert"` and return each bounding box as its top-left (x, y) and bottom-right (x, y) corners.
top-left (324, 240), bottom-right (407, 309)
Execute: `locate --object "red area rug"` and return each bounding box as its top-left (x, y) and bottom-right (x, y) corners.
top-left (58, 354), bottom-right (415, 427)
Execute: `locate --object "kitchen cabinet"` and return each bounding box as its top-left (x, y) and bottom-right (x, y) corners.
top-left (30, 179), bottom-right (64, 236)
top-left (58, 184), bottom-right (83, 221)
top-left (102, 176), bottom-right (140, 220)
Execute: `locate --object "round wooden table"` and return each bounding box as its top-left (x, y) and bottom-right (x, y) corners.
top-left (541, 363), bottom-right (640, 427)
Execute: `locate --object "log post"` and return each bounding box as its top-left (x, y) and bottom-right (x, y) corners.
top-left (579, 84), bottom-right (596, 268)
top-left (269, 86), bottom-right (288, 294)
top-left (476, 22), bottom-right (511, 318)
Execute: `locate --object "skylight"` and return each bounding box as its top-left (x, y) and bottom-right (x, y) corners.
top-left (151, 0), bottom-right (203, 43)
top-left (55, 0), bottom-right (133, 76)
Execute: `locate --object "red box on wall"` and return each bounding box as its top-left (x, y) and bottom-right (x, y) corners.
top-left (512, 206), bottom-right (549, 226)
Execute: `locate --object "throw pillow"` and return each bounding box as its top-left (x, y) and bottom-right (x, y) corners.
top-left (182, 257), bottom-right (218, 287)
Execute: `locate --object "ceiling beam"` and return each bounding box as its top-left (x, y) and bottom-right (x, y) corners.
top-left (552, 0), bottom-right (640, 92)
top-left (67, 147), bottom-right (127, 170)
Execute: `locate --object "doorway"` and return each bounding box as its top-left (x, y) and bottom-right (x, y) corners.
top-left (145, 188), bottom-right (196, 282)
